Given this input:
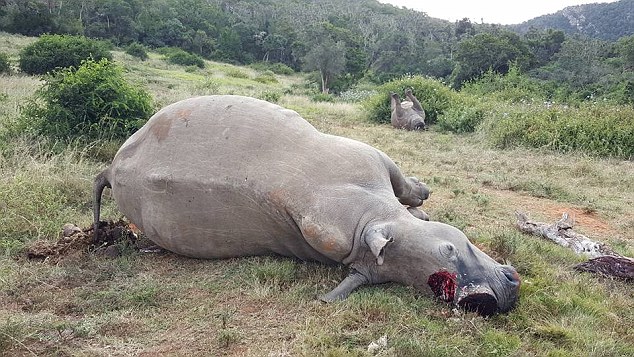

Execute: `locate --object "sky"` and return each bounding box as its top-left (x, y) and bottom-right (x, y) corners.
top-left (376, 0), bottom-right (619, 25)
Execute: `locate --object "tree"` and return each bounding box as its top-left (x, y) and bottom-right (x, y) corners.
top-left (303, 38), bottom-right (346, 94)
top-left (450, 31), bottom-right (533, 88)
top-left (617, 35), bottom-right (634, 70)
top-left (455, 18), bottom-right (475, 39)
top-left (525, 28), bottom-right (565, 67)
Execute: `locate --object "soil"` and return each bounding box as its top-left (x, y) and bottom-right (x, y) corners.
top-left (25, 220), bottom-right (140, 263)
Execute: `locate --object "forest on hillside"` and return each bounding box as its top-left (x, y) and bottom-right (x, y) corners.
top-left (1, 0), bottom-right (633, 102)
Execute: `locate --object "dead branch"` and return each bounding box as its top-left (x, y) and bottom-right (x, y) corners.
top-left (515, 212), bottom-right (633, 281)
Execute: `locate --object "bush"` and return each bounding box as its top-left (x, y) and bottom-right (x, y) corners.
top-left (254, 70), bottom-right (278, 84)
top-left (461, 66), bottom-right (547, 103)
top-left (125, 42), bottom-right (149, 61)
top-left (0, 53), bottom-right (10, 74)
top-left (311, 93), bottom-right (335, 102)
top-left (482, 103), bottom-right (634, 159)
top-left (437, 104), bottom-right (485, 134)
top-left (226, 68), bottom-right (250, 79)
top-left (22, 58), bottom-right (153, 141)
top-left (159, 47), bottom-right (205, 68)
top-left (249, 62), bottom-right (294, 75)
top-left (258, 91), bottom-right (281, 103)
top-left (362, 75), bottom-right (459, 125)
top-left (18, 35), bottom-right (112, 75)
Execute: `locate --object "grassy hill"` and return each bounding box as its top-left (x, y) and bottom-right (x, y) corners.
top-left (0, 32), bottom-right (633, 356)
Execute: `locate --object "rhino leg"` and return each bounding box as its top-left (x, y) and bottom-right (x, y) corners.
top-left (405, 88), bottom-right (424, 114)
top-left (394, 176), bottom-right (430, 207)
top-left (319, 269), bottom-right (369, 302)
top-left (407, 207), bottom-right (430, 221)
top-left (380, 153), bottom-right (430, 207)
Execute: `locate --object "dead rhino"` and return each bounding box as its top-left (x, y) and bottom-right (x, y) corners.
top-left (94, 95), bottom-right (520, 315)
top-left (390, 88), bottom-right (426, 130)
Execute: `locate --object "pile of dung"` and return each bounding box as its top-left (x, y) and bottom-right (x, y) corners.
top-left (26, 220), bottom-right (138, 263)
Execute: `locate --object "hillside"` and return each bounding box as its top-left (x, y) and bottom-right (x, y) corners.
top-left (512, 0), bottom-right (634, 41)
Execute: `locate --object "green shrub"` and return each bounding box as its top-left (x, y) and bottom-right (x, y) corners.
top-left (22, 58), bottom-right (153, 141)
top-left (461, 65), bottom-right (547, 103)
top-left (254, 70), bottom-right (278, 84)
top-left (226, 68), bottom-right (249, 79)
top-left (249, 62), bottom-right (294, 75)
top-left (436, 105), bottom-right (485, 133)
top-left (258, 91), bottom-right (281, 103)
top-left (362, 75), bottom-right (459, 125)
top-left (311, 93), bottom-right (335, 102)
top-left (0, 53), bottom-right (10, 74)
top-left (18, 35), bottom-right (112, 75)
top-left (125, 42), bottom-right (149, 61)
top-left (160, 47), bottom-right (205, 68)
top-left (483, 103), bottom-right (634, 159)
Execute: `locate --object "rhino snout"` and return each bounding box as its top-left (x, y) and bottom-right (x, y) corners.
top-left (456, 265), bottom-right (521, 316)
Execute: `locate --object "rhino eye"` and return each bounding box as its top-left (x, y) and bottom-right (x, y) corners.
top-left (439, 243), bottom-right (457, 259)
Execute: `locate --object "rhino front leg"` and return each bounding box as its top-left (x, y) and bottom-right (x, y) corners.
top-left (381, 153), bottom-right (430, 207)
top-left (394, 175), bottom-right (430, 207)
top-left (407, 207), bottom-right (430, 221)
top-left (319, 269), bottom-right (369, 302)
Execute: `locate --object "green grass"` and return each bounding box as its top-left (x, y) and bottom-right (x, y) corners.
top-left (0, 32), bottom-right (632, 356)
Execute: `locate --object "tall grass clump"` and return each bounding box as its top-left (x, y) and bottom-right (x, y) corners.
top-left (21, 58), bottom-right (153, 141)
top-left (482, 103), bottom-right (634, 159)
top-left (0, 52), bottom-right (10, 74)
top-left (363, 75), bottom-right (459, 125)
top-left (18, 34), bottom-right (111, 75)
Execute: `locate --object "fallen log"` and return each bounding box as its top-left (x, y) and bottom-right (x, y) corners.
top-left (515, 212), bottom-right (633, 281)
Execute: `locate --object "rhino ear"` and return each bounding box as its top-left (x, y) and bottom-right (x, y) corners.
top-left (364, 229), bottom-right (394, 265)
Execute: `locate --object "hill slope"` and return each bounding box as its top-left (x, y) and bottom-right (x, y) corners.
top-left (511, 0), bottom-right (634, 40)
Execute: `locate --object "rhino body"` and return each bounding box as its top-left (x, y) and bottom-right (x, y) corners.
top-left (95, 95), bottom-right (520, 315)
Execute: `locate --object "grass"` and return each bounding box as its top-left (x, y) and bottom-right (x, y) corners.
top-left (0, 32), bottom-right (633, 356)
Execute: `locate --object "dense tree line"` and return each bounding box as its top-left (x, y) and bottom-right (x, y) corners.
top-left (1, 0), bottom-right (632, 101)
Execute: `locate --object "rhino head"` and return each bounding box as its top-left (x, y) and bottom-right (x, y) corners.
top-left (323, 215), bottom-right (520, 316)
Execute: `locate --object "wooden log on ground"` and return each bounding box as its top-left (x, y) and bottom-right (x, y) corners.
top-left (515, 212), bottom-right (633, 281)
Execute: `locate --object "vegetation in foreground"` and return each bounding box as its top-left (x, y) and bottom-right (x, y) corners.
top-left (0, 33), bottom-right (633, 356)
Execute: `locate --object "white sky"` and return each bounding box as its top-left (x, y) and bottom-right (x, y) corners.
top-left (376, 0), bottom-right (620, 25)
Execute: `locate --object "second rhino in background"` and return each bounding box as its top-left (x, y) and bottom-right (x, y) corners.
top-left (390, 88), bottom-right (426, 131)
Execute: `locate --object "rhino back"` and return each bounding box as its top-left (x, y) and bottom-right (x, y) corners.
top-left (109, 96), bottom-right (396, 262)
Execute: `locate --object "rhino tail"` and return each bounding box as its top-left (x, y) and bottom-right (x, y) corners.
top-left (93, 168), bottom-right (112, 241)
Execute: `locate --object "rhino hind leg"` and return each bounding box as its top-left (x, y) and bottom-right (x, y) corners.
top-left (319, 270), bottom-right (369, 302)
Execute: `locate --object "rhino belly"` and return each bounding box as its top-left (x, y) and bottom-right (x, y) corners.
top-left (112, 168), bottom-right (335, 263)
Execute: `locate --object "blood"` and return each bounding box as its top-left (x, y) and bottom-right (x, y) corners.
top-left (427, 271), bottom-right (457, 302)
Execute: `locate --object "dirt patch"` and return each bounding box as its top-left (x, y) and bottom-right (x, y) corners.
top-left (481, 188), bottom-right (618, 239)
top-left (25, 220), bottom-right (139, 263)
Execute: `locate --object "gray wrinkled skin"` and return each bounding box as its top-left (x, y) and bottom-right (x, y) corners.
top-left (94, 95), bottom-right (520, 315)
top-left (390, 89), bottom-right (426, 130)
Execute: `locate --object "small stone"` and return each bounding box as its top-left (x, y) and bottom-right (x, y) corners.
top-left (103, 245), bottom-right (121, 258)
top-left (62, 223), bottom-right (82, 237)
